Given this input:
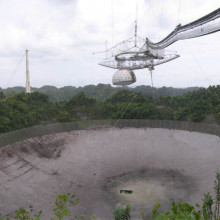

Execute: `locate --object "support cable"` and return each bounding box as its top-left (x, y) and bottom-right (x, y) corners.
top-left (150, 69), bottom-right (155, 101)
top-left (159, 0), bottom-right (165, 33)
top-left (111, 0), bottom-right (114, 48)
top-left (184, 41), bottom-right (220, 103)
top-left (114, 86), bottom-right (143, 127)
top-left (113, 68), bottom-right (156, 127)
top-left (4, 52), bottom-right (25, 88)
top-left (135, 2), bottom-right (138, 47)
top-left (177, 0), bottom-right (182, 25)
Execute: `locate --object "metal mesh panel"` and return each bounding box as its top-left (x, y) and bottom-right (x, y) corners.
top-left (112, 69), bottom-right (136, 85)
top-left (0, 120), bottom-right (219, 147)
top-left (0, 119), bottom-right (219, 219)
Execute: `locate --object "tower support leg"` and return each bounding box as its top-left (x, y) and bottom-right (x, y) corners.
top-left (149, 68), bottom-right (155, 101)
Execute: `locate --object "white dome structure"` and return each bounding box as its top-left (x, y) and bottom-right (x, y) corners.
top-left (112, 69), bottom-right (136, 86)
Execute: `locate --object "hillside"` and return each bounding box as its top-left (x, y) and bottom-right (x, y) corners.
top-left (0, 85), bottom-right (219, 134)
top-left (0, 84), bottom-right (200, 102)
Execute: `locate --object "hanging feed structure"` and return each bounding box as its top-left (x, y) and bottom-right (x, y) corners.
top-left (94, 7), bottom-right (220, 86)
top-left (112, 69), bottom-right (136, 86)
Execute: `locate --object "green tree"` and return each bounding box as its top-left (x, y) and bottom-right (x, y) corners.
top-left (113, 204), bottom-right (131, 220)
top-left (51, 193), bottom-right (81, 220)
top-left (0, 91), bottom-right (5, 100)
top-left (0, 116), bottom-right (11, 132)
top-left (14, 206), bottom-right (42, 220)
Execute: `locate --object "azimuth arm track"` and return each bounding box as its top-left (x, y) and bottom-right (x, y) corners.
top-left (146, 8), bottom-right (220, 50)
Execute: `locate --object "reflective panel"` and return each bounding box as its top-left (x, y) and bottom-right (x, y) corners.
top-left (112, 69), bottom-right (136, 86)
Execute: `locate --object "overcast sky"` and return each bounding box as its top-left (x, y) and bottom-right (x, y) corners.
top-left (0, 0), bottom-right (219, 89)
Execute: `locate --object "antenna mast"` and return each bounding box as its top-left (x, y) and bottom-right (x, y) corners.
top-left (134, 2), bottom-right (138, 47)
top-left (135, 20), bottom-right (137, 47)
top-left (25, 50), bottom-right (31, 94)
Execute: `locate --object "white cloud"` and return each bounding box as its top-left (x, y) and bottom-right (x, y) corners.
top-left (0, 0), bottom-right (219, 88)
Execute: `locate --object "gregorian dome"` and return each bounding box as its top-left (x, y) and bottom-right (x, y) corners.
top-left (112, 69), bottom-right (136, 86)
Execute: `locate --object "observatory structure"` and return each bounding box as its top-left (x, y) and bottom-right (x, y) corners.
top-left (97, 8), bottom-right (220, 86)
top-left (25, 50), bottom-right (31, 94)
top-left (0, 120), bottom-right (219, 219)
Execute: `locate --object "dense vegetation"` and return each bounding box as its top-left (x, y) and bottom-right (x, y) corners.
top-left (0, 85), bottom-right (219, 134)
top-left (0, 84), bottom-right (200, 102)
top-left (0, 170), bottom-right (219, 219)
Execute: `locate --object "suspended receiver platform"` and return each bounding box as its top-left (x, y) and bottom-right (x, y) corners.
top-left (96, 7), bottom-right (220, 85)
